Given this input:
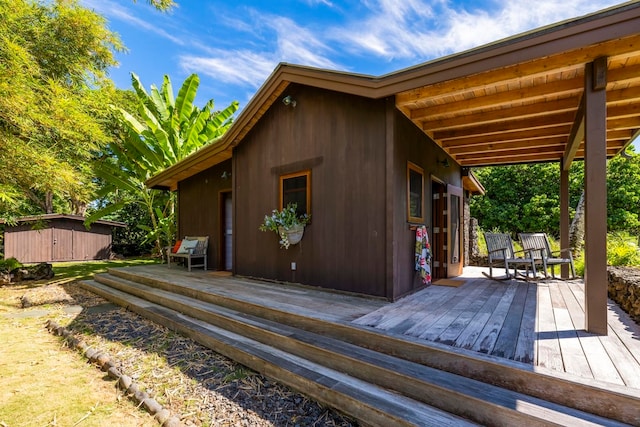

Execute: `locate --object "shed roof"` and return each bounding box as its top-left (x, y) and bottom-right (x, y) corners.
top-left (0, 214), bottom-right (127, 228)
top-left (147, 2), bottom-right (640, 191)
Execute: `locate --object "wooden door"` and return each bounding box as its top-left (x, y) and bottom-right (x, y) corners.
top-left (447, 184), bottom-right (464, 277)
top-left (220, 191), bottom-right (233, 271)
top-left (431, 180), bottom-right (446, 280)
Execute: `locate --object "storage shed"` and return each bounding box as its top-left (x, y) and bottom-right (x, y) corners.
top-left (2, 214), bottom-right (126, 263)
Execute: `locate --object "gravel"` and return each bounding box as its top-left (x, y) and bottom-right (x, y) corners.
top-left (29, 283), bottom-right (358, 427)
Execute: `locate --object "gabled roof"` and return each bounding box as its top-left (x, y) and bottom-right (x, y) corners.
top-left (147, 2), bottom-right (640, 191)
top-left (0, 214), bottom-right (127, 228)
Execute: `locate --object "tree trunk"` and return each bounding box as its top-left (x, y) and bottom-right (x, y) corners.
top-left (44, 191), bottom-right (54, 214)
top-left (569, 191), bottom-right (585, 256)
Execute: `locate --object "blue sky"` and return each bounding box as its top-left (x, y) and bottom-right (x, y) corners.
top-left (83, 0), bottom-right (625, 112)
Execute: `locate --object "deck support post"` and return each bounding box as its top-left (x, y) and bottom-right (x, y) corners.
top-left (584, 58), bottom-right (608, 335)
top-left (560, 161), bottom-right (570, 279)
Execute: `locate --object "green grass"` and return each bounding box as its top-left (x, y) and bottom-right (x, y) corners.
top-left (49, 258), bottom-right (161, 285)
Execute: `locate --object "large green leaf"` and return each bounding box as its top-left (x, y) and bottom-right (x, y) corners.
top-left (174, 74), bottom-right (198, 126)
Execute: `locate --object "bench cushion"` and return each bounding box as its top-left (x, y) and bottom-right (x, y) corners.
top-left (171, 240), bottom-right (182, 254)
top-left (176, 239), bottom-right (198, 254)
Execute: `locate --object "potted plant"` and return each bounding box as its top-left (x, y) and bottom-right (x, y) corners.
top-left (259, 203), bottom-right (311, 249)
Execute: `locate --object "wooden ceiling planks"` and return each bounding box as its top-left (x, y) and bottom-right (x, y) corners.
top-left (397, 33), bottom-right (640, 167)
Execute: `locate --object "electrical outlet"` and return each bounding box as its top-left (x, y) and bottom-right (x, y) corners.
top-left (291, 262), bottom-right (297, 271)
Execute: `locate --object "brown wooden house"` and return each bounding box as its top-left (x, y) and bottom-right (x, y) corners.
top-left (148, 3), bottom-right (640, 332)
top-left (2, 214), bottom-right (126, 263)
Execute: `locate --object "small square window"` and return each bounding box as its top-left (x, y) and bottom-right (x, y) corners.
top-left (280, 170), bottom-right (311, 216)
top-left (407, 162), bottom-right (424, 223)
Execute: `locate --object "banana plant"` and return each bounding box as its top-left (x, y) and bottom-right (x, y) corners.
top-left (87, 73), bottom-right (239, 257)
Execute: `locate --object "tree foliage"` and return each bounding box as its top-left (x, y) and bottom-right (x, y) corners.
top-left (88, 73), bottom-right (239, 256)
top-left (0, 0), bottom-right (122, 218)
top-left (470, 147), bottom-right (640, 237)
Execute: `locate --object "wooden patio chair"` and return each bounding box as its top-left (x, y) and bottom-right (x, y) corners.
top-left (519, 233), bottom-right (576, 279)
top-left (483, 232), bottom-right (538, 281)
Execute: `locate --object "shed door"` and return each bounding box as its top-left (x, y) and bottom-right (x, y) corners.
top-left (52, 226), bottom-right (73, 261)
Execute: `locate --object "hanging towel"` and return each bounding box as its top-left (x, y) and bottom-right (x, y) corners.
top-left (415, 226), bottom-right (432, 285)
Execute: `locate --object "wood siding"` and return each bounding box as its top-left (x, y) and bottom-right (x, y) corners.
top-left (4, 219), bottom-right (113, 263)
top-left (234, 86), bottom-right (388, 297)
top-left (175, 88), bottom-right (463, 300)
top-left (177, 159), bottom-right (232, 271)
top-left (392, 109), bottom-right (462, 300)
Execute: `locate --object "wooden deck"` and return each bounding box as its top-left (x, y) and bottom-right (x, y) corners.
top-left (82, 264), bottom-right (640, 425)
top-left (353, 266), bottom-right (640, 388)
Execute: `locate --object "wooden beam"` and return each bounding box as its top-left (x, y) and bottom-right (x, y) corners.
top-left (421, 98), bottom-right (579, 130)
top-left (563, 95), bottom-right (585, 170)
top-left (397, 35), bottom-right (640, 103)
top-left (440, 125), bottom-right (569, 145)
top-left (430, 111), bottom-right (575, 139)
top-left (560, 161), bottom-right (570, 278)
top-left (408, 77), bottom-right (583, 118)
top-left (584, 59), bottom-right (608, 335)
top-left (593, 57), bottom-right (608, 90)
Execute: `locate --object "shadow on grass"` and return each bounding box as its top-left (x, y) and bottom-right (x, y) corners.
top-left (48, 258), bottom-right (161, 286)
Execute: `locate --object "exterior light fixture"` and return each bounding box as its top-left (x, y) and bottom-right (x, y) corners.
top-left (438, 158), bottom-right (450, 168)
top-left (282, 95), bottom-right (297, 107)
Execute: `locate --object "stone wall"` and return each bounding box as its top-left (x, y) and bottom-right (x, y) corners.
top-left (608, 266), bottom-right (640, 322)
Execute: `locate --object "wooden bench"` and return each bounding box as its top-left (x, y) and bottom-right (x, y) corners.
top-left (167, 236), bottom-right (209, 272)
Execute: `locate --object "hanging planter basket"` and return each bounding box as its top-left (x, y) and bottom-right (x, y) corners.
top-left (259, 203), bottom-right (310, 249)
top-left (278, 224), bottom-right (305, 246)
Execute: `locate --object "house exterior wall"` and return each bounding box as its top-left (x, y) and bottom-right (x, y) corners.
top-left (173, 86), bottom-right (464, 300)
top-left (177, 159), bottom-right (232, 270)
top-left (4, 218), bottom-right (113, 263)
top-left (391, 109), bottom-right (462, 299)
top-left (234, 85), bottom-right (388, 297)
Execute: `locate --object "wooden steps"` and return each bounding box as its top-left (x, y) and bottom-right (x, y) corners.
top-left (79, 269), bottom-right (640, 426)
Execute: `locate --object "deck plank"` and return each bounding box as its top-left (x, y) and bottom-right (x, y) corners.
top-left (419, 281), bottom-right (489, 341)
top-left (536, 284), bottom-right (564, 372)
top-left (513, 284), bottom-right (538, 364)
top-left (435, 282), bottom-right (501, 345)
top-left (454, 283), bottom-right (511, 350)
top-left (491, 283), bottom-right (529, 359)
top-left (558, 282), bottom-right (624, 385)
top-left (471, 283), bottom-right (518, 354)
top-left (548, 282), bottom-right (593, 379)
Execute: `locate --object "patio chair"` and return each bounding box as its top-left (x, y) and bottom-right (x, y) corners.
top-left (519, 232), bottom-right (576, 279)
top-left (483, 232), bottom-right (538, 280)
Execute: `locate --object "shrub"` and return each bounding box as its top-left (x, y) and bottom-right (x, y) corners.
top-left (0, 257), bottom-right (22, 271)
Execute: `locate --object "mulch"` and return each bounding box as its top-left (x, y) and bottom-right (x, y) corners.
top-left (17, 282), bottom-right (358, 427)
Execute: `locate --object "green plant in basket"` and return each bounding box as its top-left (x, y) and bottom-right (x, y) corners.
top-left (259, 203), bottom-right (310, 249)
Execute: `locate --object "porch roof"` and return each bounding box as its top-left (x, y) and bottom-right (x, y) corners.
top-left (147, 2), bottom-right (640, 191)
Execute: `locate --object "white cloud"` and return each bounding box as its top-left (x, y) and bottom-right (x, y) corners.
top-left (180, 50), bottom-right (275, 87)
top-left (180, 12), bottom-right (339, 89)
top-left (332, 0), bottom-right (623, 60)
top-left (82, 0), bottom-right (184, 46)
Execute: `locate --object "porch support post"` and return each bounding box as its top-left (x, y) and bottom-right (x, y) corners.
top-left (584, 58), bottom-right (608, 335)
top-left (560, 160), bottom-right (570, 278)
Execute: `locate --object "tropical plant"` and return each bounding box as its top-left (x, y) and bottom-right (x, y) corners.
top-left (87, 73), bottom-right (239, 257)
top-left (259, 203), bottom-right (311, 249)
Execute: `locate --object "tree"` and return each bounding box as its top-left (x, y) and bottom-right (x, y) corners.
top-left (0, 0), bottom-right (122, 218)
top-left (607, 147), bottom-right (640, 233)
top-left (470, 162), bottom-right (584, 237)
top-left (88, 73), bottom-right (239, 256)
top-left (471, 147), bottom-right (640, 242)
